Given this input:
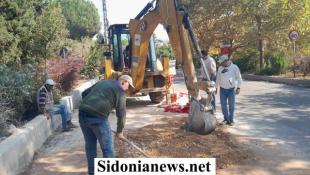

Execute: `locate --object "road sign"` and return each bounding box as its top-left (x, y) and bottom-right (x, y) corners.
top-left (288, 30), bottom-right (299, 41)
top-left (288, 30), bottom-right (298, 78)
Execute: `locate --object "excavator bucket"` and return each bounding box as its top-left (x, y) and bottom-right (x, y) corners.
top-left (185, 98), bottom-right (217, 135)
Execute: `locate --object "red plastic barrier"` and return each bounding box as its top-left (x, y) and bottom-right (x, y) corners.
top-left (164, 103), bottom-right (190, 113)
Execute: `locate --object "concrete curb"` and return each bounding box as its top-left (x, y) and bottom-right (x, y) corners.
top-left (242, 74), bottom-right (310, 88)
top-left (0, 79), bottom-right (98, 175)
top-left (0, 115), bottom-right (61, 175)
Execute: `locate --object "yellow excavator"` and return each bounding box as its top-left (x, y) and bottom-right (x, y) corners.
top-left (104, 0), bottom-right (217, 134)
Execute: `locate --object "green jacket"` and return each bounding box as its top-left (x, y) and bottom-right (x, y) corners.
top-left (79, 80), bottom-right (126, 132)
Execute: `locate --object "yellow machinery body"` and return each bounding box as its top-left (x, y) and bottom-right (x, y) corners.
top-left (104, 0), bottom-right (200, 102)
top-left (104, 0), bottom-right (217, 134)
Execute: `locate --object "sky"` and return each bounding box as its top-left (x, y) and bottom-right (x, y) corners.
top-left (90, 0), bottom-right (169, 41)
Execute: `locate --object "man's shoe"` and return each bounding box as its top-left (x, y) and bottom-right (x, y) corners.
top-left (62, 128), bottom-right (73, 132)
top-left (220, 120), bottom-right (228, 125)
top-left (67, 121), bottom-right (78, 128)
top-left (226, 121), bottom-right (234, 126)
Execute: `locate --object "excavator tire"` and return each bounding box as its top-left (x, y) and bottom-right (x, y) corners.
top-left (149, 92), bottom-right (165, 103)
top-left (185, 98), bottom-right (217, 135)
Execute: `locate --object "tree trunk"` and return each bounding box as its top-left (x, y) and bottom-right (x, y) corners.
top-left (258, 38), bottom-right (264, 69)
top-left (229, 39), bottom-right (234, 57)
top-left (256, 15), bottom-right (264, 70)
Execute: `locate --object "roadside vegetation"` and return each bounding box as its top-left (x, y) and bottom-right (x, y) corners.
top-left (0, 0), bottom-right (103, 137)
top-left (187, 0), bottom-right (310, 77)
top-left (1, 0), bottom-right (309, 138)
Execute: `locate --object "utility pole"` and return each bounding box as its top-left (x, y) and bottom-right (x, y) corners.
top-left (102, 0), bottom-right (109, 42)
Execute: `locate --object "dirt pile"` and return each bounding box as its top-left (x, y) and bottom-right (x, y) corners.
top-left (116, 117), bottom-right (252, 169)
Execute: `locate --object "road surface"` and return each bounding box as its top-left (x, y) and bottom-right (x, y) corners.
top-left (23, 71), bottom-right (310, 175)
top-left (219, 79), bottom-right (310, 175)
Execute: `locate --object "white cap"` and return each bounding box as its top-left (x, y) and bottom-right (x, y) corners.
top-left (119, 75), bottom-right (135, 88)
top-left (218, 54), bottom-right (229, 64)
top-left (45, 79), bottom-right (55, 85)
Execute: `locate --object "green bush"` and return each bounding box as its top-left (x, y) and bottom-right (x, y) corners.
top-left (234, 48), bottom-right (259, 73)
top-left (257, 67), bottom-right (274, 76)
top-left (0, 64), bottom-right (43, 134)
top-left (66, 37), bottom-right (93, 58)
top-left (258, 52), bottom-right (289, 75)
top-left (156, 43), bottom-right (175, 60)
top-left (269, 52), bottom-right (289, 75)
top-left (81, 44), bottom-right (106, 78)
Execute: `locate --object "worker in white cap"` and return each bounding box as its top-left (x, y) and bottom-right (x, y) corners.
top-left (37, 79), bottom-right (77, 132)
top-left (78, 74), bottom-right (134, 175)
top-left (215, 55), bottom-right (242, 126)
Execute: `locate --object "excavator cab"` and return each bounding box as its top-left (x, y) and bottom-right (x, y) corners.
top-left (106, 24), bottom-right (169, 103)
top-left (108, 24), bottom-right (129, 71)
top-left (108, 24), bottom-right (158, 72)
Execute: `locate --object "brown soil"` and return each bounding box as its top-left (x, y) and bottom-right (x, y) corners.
top-left (115, 117), bottom-right (252, 170)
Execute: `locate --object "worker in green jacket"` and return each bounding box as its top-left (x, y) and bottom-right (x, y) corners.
top-left (79, 75), bottom-right (134, 175)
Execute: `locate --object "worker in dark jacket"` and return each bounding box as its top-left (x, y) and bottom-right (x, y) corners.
top-left (79, 75), bottom-right (134, 175)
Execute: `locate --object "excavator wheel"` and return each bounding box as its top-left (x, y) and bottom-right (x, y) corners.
top-left (149, 92), bottom-right (165, 103)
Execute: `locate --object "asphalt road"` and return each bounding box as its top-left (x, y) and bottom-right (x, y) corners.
top-left (24, 70), bottom-right (310, 175)
top-left (220, 80), bottom-right (310, 175)
top-left (230, 80), bottom-right (310, 158)
top-left (174, 69), bottom-right (310, 174)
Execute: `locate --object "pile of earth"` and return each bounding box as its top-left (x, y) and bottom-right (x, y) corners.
top-left (115, 117), bottom-right (252, 169)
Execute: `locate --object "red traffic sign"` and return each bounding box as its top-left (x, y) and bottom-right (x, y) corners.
top-left (288, 30), bottom-right (299, 41)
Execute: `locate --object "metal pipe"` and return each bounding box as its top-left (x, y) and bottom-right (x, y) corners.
top-left (182, 9), bottom-right (211, 81)
top-left (135, 0), bottom-right (156, 19)
top-left (112, 130), bottom-right (151, 158)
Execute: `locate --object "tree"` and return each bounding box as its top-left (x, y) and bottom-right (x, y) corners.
top-left (187, 0), bottom-right (226, 49)
top-left (219, 0), bottom-right (308, 70)
top-left (0, 0), bottom-right (70, 129)
top-left (31, 3), bottom-right (69, 62)
top-left (55, 0), bottom-right (100, 39)
top-left (187, 0), bottom-right (250, 53)
top-left (187, 0), bottom-right (310, 72)
top-left (291, 0), bottom-right (310, 56)
top-left (0, 0), bottom-right (40, 66)
top-left (81, 43), bottom-right (106, 78)
top-left (0, 0), bottom-right (68, 66)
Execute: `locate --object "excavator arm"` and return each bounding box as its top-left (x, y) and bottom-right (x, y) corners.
top-left (129, 0), bottom-right (213, 98)
top-left (129, 0), bottom-right (217, 134)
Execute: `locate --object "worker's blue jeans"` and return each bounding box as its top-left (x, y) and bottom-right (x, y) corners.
top-left (48, 104), bottom-right (70, 129)
top-left (79, 110), bottom-right (114, 175)
top-left (220, 87), bottom-right (235, 123)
